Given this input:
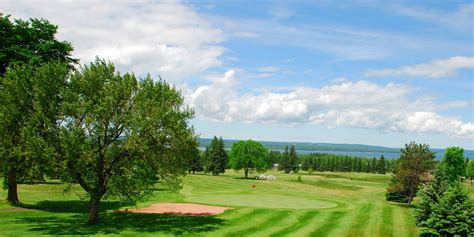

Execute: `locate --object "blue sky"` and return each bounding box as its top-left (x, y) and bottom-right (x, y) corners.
top-left (1, 0), bottom-right (473, 149)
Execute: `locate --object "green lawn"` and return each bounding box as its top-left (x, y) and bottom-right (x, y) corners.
top-left (1, 171), bottom-right (471, 236)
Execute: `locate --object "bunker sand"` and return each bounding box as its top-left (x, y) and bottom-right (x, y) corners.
top-left (117, 203), bottom-right (229, 216)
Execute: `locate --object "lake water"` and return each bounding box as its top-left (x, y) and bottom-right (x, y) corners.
top-left (199, 147), bottom-right (474, 160)
top-left (270, 149), bottom-right (474, 160)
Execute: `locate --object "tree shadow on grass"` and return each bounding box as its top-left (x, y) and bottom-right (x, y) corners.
top-left (17, 212), bottom-right (225, 235)
top-left (12, 200), bottom-right (225, 235)
top-left (13, 200), bottom-right (124, 213)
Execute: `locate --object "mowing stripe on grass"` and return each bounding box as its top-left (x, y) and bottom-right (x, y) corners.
top-left (346, 203), bottom-right (374, 237)
top-left (212, 209), bottom-right (268, 236)
top-left (392, 205), bottom-right (413, 237)
top-left (309, 211), bottom-right (346, 237)
top-left (227, 210), bottom-right (292, 237)
top-left (401, 206), bottom-right (418, 237)
top-left (288, 211), bottom-right (334, 237)
top-left (378, 205), bottom-right (394, 237)
top-left (218, 207), bottom-right (254, 220)
top-left (269, 210), bottom-right (320, 237)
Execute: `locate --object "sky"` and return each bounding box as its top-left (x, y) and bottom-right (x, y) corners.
top-left (1, 0), bottom-right (473, 149)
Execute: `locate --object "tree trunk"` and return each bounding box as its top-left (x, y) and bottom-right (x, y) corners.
top-left (244, 169), bottom-right (249, 179)
top-left (88, 195), bottom-right (100, 224)
top-left (7, 168), bottom-right (19, 204)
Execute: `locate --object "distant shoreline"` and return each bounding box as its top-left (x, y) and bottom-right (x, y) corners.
top-left (198, 138), bottom-right (474, 160)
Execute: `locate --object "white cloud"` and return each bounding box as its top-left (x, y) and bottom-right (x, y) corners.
top-left (365, 56), bottom-right (474, 78)
top-left (0, 0), bottom-right (226, 83)
top-left (186, 70), bottom-right (473, 139)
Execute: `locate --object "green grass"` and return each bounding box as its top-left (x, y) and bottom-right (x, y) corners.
top-left (1, 171), bottom-right (471, 236)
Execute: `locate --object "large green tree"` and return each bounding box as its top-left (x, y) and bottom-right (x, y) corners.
top-left (0, 15), bottom-right (76, 76)
top-left (60, 59), bottom-right (197, 224)
top-left (440, 147), bottom-right (466, 183)
top-left (386, 142), bottom-right (436, 206)
top-left (230, 140), bottom-right (268, 179)
top-left (0, 62), bottom-right (69, 203)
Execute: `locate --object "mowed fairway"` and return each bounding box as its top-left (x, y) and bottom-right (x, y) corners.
top-left (3, 170), bottom-right (469, 236)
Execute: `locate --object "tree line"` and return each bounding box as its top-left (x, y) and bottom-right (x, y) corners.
top-left (188, 141), bottom-right (398, 176)
top-left (299, 153), bottom-right (394, 174)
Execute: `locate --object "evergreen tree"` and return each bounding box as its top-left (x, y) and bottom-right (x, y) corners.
top-left (186, 147), bottom-right (202, 174)
top-left (301, 156), bottom-right (311, 171)
top-left (281, 146), bottom-right (291, 173)
top-left (418, 181), bottom-right (474, 236)
top-left (268, 151), bottom-right (281, 169)
top-left (205, 136), bottom-right (228, 176)
top-left (377, 155), bottom-right (386, 174)
top-left (370, 157), bottom-right (377, 173)
top-left (356, 158), bottom-right (363, 173)
top-left (290, 145), bottom-right (299, 173)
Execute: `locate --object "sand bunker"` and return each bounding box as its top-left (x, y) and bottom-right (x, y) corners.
top-left (117, 203), bottom-right (229, 216)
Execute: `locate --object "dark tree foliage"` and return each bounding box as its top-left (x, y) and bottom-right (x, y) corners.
top-left (186, 147), bottom-right (202, 174)
top-left (280, 146), bottom-right (291, 173)
top-left (377, 155), bottom-right (386, 174)
top-left (298, 153), bottom-right (395, 174)
top-left (0, 62), bottom-right (69, 203)
top-left (0, 15), bottom-right (77, 76)
top-left (204, 136), bottom-right (228, 176)
top-left (289, 145), bottom-right (299, 173)
top-left (267, 150), bottom-right (281, 169)
top-left (386, 142), bottom-right (436, 206)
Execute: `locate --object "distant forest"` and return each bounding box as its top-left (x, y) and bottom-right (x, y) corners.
top-left (199, 138), bottom-right (401, 152)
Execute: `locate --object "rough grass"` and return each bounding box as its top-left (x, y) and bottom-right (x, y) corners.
top-left (1, 170), bottom-right (471, 236)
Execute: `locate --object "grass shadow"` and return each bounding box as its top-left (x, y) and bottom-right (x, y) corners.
top-left (292, 180), bottom-right (363, 191)
top-left (234, 177), bottom-right (255, 180)
top-left (16, 212), bottom-right (225, 235)
top-left (313, 172), bottom-right (390, 183)
top-left (13, 200), bottom-right (124, 213)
